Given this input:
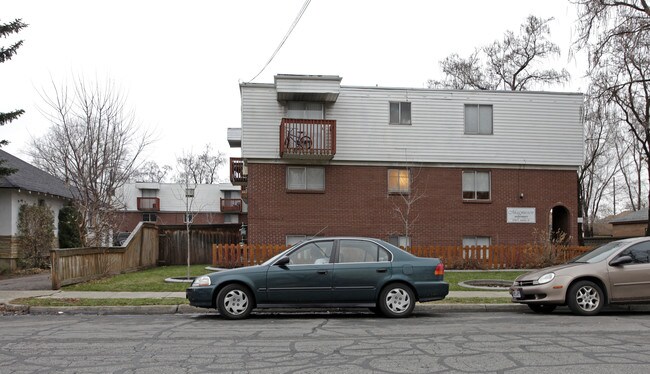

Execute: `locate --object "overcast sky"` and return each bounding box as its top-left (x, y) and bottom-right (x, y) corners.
top-left (1, 0), bottom-right (587, 181)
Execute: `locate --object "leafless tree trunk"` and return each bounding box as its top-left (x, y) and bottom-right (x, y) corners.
top-left (389, 167), bottom-right (426, 247)
top-left (29, 77), bottom-right (152, 246)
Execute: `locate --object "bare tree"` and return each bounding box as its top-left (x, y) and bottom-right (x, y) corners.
top-left (612, 126), bottom-right (646, 212)
top-left (575, 1), bottom-right (650, 232)
top-left (29, 77), bottom-right (152, 246)
top-left (579, 94), bottom-right (618, 236)
top-left (429, 15), bottom-right (570, 91)
top-left (389, 167), bottom-right (426, 247)
top-left (132, 161), bottom-right (171, 183)
top-left (174, 144), bottom-right (225, 184)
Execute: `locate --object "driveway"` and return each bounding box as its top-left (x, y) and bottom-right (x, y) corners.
top-left (0, 272), bottom-right (52, 290)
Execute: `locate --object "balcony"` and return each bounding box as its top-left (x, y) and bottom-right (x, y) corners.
top-left (280, 118), bottom-right (336, 160)
top-left (230, 158), bottom-right (247, 186)
top-left (221, 198), bottom-right (243, 213)
top-left (137, 197), bottom-right (160, 211)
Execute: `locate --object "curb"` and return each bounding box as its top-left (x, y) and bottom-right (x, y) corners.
top-left (3, 302), bottom-right (527, 315)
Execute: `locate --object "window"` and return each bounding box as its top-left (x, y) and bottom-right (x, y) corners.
top-left (287, 241), bottom-right (334, 265)
top-left (183, 213), bottom-right (194, 223)
top-left (287, 166), bottom-right (325, 191)
top-left (464, 104), bottom-right (493, 134)
top-left (619, 242), bottom-right (650, 264)
top-left (388, 169), bottom-right (410, 194)
top-left (224, 214), bottom-right (239, 224)
top-left (463, 236), bottom-right (491, 247)
top-left (142, 213), bottom-right (157, 222)
top-left (287, 101), bottom-right (324, 119)
top-left (389, 102), bottom-right (411, 125)
top-left (388, 235), bottom-right (411, 248)
top-left (338, 240), bottom-right (390, 263)
top-left (141, 189), bottom-right (157, 198)
top-left (462, 171), bottom-right (491, 200)
top-left (185, 188), bottom-right (195, 198)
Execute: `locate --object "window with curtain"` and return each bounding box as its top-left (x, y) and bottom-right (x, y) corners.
top-left (287, 166), bottom-right (325, 191)
top-left (389, 102), bottom-right (411, 125)
top-left (388, 169), bottom-right (410, 194)
top-left (462, 171), bottom-right (491, 200)
top-left (464, 104), bottom-right (493, 134)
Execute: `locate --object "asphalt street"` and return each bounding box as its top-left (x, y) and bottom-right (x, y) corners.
top-left (2, 310), bottom-right (650, 373)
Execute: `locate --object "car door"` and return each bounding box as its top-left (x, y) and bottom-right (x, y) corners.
top-left (608, 241), bottom-right (650, 302)
top-left (331, 239), bottom-right (392, 303)
top-left (266, 240), bottom-right (334, 304)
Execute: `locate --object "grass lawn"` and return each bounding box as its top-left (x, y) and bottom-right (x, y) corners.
top-left (445, 270), bottom-right (528, 291)
top-left (14, 297), bottom-right (189, 307)
top-left (62, 265), bottom-right (213, 292)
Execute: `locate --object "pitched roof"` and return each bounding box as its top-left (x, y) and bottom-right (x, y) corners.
top-left (609, 209), bottom-right (649, 224)
top-left (0, 150), bottom-right (73, 199)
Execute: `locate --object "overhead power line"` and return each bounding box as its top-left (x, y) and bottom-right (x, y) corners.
top-left (247, 0), bottom-right (312, 83)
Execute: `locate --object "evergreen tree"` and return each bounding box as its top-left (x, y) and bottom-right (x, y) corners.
top-left (58, 206), bottom-right (83, 248)
top-left (1, 18), bottom-right (28, 177)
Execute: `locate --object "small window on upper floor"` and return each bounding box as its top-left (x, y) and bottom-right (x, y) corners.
top-left (389, 102), bottom-right (411, 125)
top-left (465, 104), bottom-right (493, 135)
top-left (142, 213), bottom-right (157, 222)
top-left (287, 166), bottom-right (325, 192)
top-left (462, 171), bottom-right (491, 201)
top-left (388, 169), bottom-right (410, 194)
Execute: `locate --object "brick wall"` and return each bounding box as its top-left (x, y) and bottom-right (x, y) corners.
top-left (247, 163), bottom-right (578, 246)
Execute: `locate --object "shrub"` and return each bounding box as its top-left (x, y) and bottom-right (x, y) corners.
top-left (17, 204), bottom-right (55, 269)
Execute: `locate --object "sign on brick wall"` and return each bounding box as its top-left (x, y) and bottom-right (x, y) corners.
top-left (507, 207), bottom-right (536, 223)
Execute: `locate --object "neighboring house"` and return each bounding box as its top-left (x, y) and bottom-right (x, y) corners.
top-left (609, 209), bottom-right (648, 237)
top-left (114, 182), bottom-right (246, 233)
top-left (0, 150), bottom-right (74, 271)
top-left (228, 74), bottom-right (584, 247)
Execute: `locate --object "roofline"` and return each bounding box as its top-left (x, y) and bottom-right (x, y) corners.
top-left (239, 81), bottom-right (583, 96)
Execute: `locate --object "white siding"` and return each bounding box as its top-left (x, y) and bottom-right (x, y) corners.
top-left (240, 85), bottom-right (584, 168)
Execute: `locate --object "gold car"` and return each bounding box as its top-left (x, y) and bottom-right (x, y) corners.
top-left (510, 237), bottom-right (650, 315)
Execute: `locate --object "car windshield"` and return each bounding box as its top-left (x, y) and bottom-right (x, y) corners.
top-left (571, 241), bottom-right (627, 263)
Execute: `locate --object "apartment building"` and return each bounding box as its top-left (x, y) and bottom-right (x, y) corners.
top-left (115, 182), bottom-right (246, 233)
top-left (229, 74), bottom-right (583, 246)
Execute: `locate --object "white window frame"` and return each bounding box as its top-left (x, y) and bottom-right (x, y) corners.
top-left (462, 236), bottom-right (491, 247)
top-left (389, 235), bottom-right (411, 248)
top-left (286, 166), bottom-right (325, 192)
top-left (183, 213), bottom-right (194, 223)
top-left (464, 104), bottom-right (493, 135)
top-left (462, 171), bottom-right (491, 201)
top-left (389, 101), bottom-right (412, 125)
top-left (388, 169), bottom-right (410, 194)
top-left (142, 213), bottom-right (157, 222)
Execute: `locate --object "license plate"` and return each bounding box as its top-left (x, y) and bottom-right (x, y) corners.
top-left (512, 289), bottom-right (522, 299)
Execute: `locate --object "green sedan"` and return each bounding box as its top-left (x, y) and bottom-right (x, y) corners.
top-left (186, 237), bottom-right (449, 319)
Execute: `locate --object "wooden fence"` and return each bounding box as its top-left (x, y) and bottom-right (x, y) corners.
top-left (158, 226), bottom-right (239, 265)
top-left (212, 243), bottom-right (592, 270)
top-left (50, 222), bottom-right (159, 289)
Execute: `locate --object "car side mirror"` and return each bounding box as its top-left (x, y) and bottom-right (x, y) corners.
top-left (274, 256), bottom-right (290, 266)
top-left (609, 255), bottom-right (633, 267)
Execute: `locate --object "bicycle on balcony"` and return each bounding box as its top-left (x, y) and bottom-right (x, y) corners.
top-left (284, 128), bottom-right (313, 150)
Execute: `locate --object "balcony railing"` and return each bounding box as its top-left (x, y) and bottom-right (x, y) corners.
top-left (137, 197), bottom-right (160, 211)
top-left (230, 158), bottom-right (247, 185)
top-left (280, 118), bottom-right (336, 160)
top-left (221, 198), bottom-right (243, 213)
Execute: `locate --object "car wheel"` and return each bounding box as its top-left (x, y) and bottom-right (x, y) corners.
top-left (567, 280), bottom-right (604, 316)
top-left (527, 304), bottom-right (557, 314)
top-left (217, 284), bottom-right (253, 320)
top-left (379, 284), bottom-right (415, 318)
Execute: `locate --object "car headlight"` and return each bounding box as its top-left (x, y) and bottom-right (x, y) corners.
top-left (537, 273), bottom-right (555, 285)
top-left (192, 276), bottom-right (211, 287)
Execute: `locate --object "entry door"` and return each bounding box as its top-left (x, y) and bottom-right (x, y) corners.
top-left (266, 240), bottom-right (334, 304)
top-left (608, 242), bottom-right (650, 302)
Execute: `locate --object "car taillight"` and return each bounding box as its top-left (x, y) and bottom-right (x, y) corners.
top-left (435, 262), bottom-right (444, 276)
